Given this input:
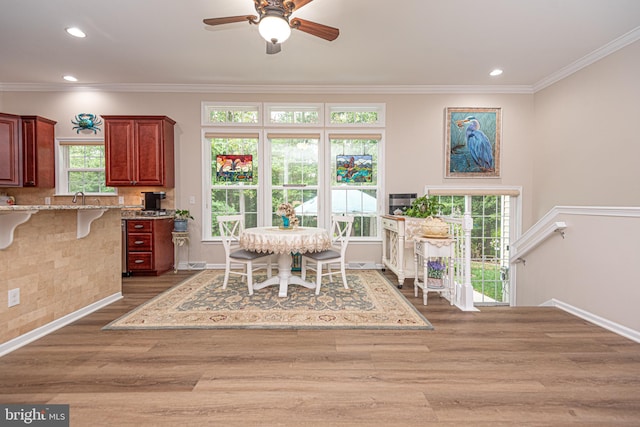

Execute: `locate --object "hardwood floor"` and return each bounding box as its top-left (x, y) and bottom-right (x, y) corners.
top-left (1, 270), bottom-right (639, 426)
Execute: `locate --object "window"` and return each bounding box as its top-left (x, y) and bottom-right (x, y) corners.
top-left (56, 138), bottom-right (115, 195)
top-left (427, 187), bottom-right (519, 306)
top-left (329, 133), bottom-right (381, 238)
top-left (202, 102), bottom-right (261, 126)
top-left (207, 132), bottom-right (259, 236)
top-left (202, 102), bottom-right (385, 241)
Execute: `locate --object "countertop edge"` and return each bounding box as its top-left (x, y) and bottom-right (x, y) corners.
top-left (0, 205), bottom-right (136, 212)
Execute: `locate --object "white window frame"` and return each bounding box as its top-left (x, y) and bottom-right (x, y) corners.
top-left (264, 103), bottom-right (324, 127)
top-left (201, 102), bottom-right (262, 127)
top-left (326, 103), bottom-right (386, 127)
top-left (201, 102), bottom-right (386, 242)
top-left (55, 137), bottom-right (116, 196)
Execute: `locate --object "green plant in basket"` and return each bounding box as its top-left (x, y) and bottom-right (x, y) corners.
top-left (404, 195), bottom-right (444, 218)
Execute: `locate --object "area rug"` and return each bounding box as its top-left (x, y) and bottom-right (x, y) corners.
top-left (104, 270), bottom-right (432, 330)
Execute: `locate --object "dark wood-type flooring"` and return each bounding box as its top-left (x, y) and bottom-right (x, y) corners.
top-left (1, 270), bottom-right (639, 426)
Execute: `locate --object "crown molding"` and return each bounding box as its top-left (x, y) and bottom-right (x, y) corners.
top-left (533, 26), bottom-right (640, 92)
top-left (0, 82), bottom-right (534, 95)
top-left (2, 25), bottom-right (637, 95)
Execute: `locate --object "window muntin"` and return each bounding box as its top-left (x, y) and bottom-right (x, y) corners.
top-left (57, 139), bottom-right (115, 195)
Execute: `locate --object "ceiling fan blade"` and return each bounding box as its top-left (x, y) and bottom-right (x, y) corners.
top-left (290, 18), bottom-right (339, 41)
top-left (289, 0), bottom-right (314, 11)
top-left (203, 15), bottom-right (257, 26)
top-left (266, 41), bottom-right (282, 55)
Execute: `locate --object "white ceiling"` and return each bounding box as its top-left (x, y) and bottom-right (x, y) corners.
top-left (1, 0), bottom-right (639, 92)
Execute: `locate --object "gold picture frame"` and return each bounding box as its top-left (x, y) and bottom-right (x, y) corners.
top-left (445, 107), bottom-right (501, 178)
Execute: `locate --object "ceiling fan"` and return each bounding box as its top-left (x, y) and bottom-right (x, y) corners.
top-left (203, 0), bottom-right (339, 54)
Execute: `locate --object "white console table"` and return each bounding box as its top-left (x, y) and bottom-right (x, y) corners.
top-left (381, 215), bottom-right (424, 288)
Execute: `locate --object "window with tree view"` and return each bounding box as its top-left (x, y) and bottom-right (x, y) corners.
top-left (202, 103), bottom-right (384, 241)
top-left (58, 140), bottom-right (115, 195)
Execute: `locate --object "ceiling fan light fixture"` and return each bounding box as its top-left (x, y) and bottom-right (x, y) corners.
top-left (258, 14), bottom-right (291, 44)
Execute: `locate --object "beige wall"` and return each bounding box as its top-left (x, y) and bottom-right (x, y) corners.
top-left (533, 41), bottom-right (640, 218)
top-left (1, 91), bottom-right (535, 266)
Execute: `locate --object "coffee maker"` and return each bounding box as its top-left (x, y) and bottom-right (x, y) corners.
top-left (142, 191), bottom-right (166, 211)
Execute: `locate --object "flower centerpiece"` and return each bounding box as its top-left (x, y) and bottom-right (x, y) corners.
top-left (427, 258), bottom-right (446, 288)
top-left (276, 202), bottom-right (299, 229)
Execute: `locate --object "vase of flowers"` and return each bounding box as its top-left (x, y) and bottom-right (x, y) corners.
top-left (427, 258), bottom-right (446, 288)
top-left (276, 202), bottom-right (299, 229)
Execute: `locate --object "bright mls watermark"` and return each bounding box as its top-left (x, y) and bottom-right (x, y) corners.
top-left (1, 405), bottom-right (69, 426)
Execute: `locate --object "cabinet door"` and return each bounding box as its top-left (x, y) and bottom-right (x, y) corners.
top-left (0, 114), bottom-right (22, 186)
top-left (21, 116), bottom-right (56, 187)
top-left (135, 120), bottom-right (164, 186)
top-left (105, 119), bottom-right (135, 185)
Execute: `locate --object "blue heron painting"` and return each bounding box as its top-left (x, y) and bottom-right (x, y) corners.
top-left (446, 108), bottom-right (501, 177)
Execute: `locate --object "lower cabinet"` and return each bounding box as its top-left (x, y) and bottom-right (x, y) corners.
top-left (126, 218), bottom-right (174, 275)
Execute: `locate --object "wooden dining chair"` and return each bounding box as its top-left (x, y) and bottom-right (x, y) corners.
top-left (217, 215), bottom-right (271, 295)
top-left (301, 215), bottom-right (354, 295)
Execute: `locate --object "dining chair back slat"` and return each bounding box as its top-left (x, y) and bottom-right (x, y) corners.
top-left (217, 215), bottom-right (271, 295)
top-left (301, 215), bottom-right (354, 295)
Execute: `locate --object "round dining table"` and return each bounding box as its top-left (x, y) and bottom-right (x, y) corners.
top-left (240, 226), bottom-right (331, 297)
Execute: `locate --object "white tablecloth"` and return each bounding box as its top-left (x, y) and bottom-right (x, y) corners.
top-left (240, 226), bottom-right (330, 255)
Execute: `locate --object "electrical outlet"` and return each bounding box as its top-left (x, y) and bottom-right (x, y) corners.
top-left (8, 288), bottom-right (20, 307)
top-left (118, 196), bottom-right (125, 205)
top-left (189, 196), bottom-right (196, 205)
top-left (44, 197), bottom-right (51, 205)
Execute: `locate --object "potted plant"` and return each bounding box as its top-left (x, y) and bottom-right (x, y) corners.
top-left (427, 258), bottom-right (446, 288)
top-left (404, 195), bottom-right (443, 218)
top-left (173, 209), bottom-right (193, 232)
top-left (404, 195), bottom-right (448, 238)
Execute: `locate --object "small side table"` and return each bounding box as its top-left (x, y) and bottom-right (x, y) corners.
top-left (171, 231), bottom-right (190, 273)
top-left (413, 236), bottom-right (456, 305)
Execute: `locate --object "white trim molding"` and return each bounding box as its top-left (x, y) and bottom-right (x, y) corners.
top-left (541, 298), bottom-right (640, 344)
top-left (0, 292), bottom-right (122, 357)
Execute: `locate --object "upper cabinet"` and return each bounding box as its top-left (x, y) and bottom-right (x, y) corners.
top-left (0, 113), bottom-right (56, 188)
top-left (21, 116), bottom-right (56, 187)
top-left (103, 115), bottom-right (175, 187)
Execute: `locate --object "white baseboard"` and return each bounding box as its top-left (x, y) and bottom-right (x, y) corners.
top-left (541, 298), bottom-right (640, 343)
top-left (0, 292), bottom-right (123, 357)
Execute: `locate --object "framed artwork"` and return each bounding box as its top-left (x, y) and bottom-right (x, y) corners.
top-left (445, 107), bottom-right (501, 178)
top-left (336, 155), bottom-right (372, 183)
top-left (216, 154), bottom-right (253, 182)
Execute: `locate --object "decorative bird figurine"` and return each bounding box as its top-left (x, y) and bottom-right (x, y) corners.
top-left (458, 116), bottom-right (494, 171)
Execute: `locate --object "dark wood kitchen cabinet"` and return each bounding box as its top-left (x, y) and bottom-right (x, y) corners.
top-left (0, 113), bottom-right (56, 187)
top-left (0, 113), bottom-right (21, 186)
top-left (21, 116), bottom-right (56, 187)
top-left (126, 218), bottom-right (174, 275)
top-left (103, 115), bottom-right (175, 187)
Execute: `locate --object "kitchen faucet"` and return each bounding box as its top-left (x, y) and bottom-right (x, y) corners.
top-left (72, 191), bottom-right (85, 205)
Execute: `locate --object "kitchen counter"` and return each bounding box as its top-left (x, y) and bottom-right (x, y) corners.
top-left (1, 206), bottom-right (122, 353)
top-left (0, 204), bottom-right (138, 211)
top-left (0, 204), bottom-right (135, 250)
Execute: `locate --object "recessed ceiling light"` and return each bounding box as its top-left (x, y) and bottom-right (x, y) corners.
top-left (490, 69), bottom-right (503, 77)
top-left (63, 75), bottom-right (78, 82)
top-left (65, 27), bottom-right (86, 38)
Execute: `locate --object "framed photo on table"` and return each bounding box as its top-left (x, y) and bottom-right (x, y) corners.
top-left (445, 107), bottom-right (501, 178)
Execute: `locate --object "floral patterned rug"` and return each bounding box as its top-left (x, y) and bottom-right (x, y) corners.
top-left (104, 270), bottom-right (432, 330)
